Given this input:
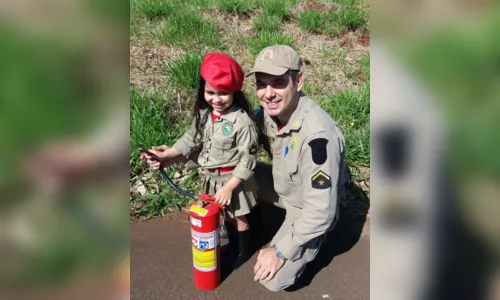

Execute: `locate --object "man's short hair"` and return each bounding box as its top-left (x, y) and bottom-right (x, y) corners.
top-left (288, 69), bottom-right (300, 85)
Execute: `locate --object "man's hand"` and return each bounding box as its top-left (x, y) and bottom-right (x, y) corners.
top-left (214, 186), bottom-right (232, 206)
top-left (253, 247), bottom-right (285, 282)
top-left (140, 145), bottom-right (176, 170)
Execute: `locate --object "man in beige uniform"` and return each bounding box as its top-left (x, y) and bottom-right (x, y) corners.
top-left (247, 45), bottom-right (349, 291)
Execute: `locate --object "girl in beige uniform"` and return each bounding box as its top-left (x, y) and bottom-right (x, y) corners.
top-left (141, 53), bottom-right (259, 268)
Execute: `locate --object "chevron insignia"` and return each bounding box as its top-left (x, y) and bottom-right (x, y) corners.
top-left (311, 171), bottom-right (331, 189)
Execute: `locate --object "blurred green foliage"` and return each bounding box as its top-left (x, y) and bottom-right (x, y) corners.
top-left (0, 0), bottom-right (129, 288)
top-left (398, 9), bottom-right (500, 177)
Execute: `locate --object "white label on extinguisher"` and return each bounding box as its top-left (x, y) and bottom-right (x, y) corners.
top-left (191, 229), bottom-right (220, 272)
top-left (191, 229), bottom-right (219, 250)
top-left (190, 217), bottom-right (202, 228)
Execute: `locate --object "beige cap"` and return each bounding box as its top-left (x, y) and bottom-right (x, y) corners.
top-left (246, 45), bottom-right (301, 77)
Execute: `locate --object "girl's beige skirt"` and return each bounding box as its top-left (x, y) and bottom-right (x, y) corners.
top-left (202, 169), bottom-right (259, 218)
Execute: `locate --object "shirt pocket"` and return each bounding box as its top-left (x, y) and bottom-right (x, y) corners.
top-left (211, 137), bottom-right (236, 158)
top-left (284, 161), bottom-right (302, 186)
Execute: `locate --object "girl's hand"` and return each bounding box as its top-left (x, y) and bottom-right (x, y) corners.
top-left (140, 145), bottom-right (175, 170)
top-left (214, 187), bottom-right (232, 206)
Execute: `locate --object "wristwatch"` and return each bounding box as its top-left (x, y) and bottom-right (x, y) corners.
top-left (273, 245), bottom-right (286, 260)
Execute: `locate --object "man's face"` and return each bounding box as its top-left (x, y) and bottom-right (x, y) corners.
top-left (255, 72), bottom-right (303, 120)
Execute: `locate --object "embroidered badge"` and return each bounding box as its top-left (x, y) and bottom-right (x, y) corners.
top-left (308, 138), bottom-right (329, 165)
top-left (222, 123), bottom-right (233, 135)
top-left (249, 143), bottom-right (258, 155)
top-left (259, 49), bottom-right (274, 62)
top-left (284, 145), bottom-right (289, 158)
top-left (311, 171), bottom-right (331, 189)
top-left (290, 137), bottom-right (297, 151)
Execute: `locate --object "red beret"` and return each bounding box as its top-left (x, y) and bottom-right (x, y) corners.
top-left (200, 53), bottom-right (244, 93)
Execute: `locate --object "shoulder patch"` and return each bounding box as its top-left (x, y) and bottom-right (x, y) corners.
top-left (311, 171), bottom-right (331, 189)
top-left (249, 143), bottom-right (258, 155)
top-left (308, 138), bottom-right (329, 165)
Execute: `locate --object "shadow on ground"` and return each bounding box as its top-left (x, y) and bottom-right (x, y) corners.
top-left (423, 174), bottom-right (496, 300)
top-left (221, 179), bottom-right (370, 290)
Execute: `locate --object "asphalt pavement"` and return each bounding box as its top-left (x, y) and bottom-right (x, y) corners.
top-left (131, 202), bottom-right (369, 300)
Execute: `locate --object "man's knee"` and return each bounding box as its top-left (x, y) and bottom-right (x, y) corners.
top-left (259, 277), bottom-right (294, 292)
top-left (259, 269), bottom-right (297, 292)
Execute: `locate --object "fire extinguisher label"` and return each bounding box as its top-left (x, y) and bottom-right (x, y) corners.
top-left (192, 247), bottom-right (216, 271)
top-left (191, 229), bottom-right (219, 249)
top-left (190, 205), bottom-right (209, 217)
top-left (191, 229), bottom-right (219, 272)
top-left (190, 217), bottom-right (202, 227)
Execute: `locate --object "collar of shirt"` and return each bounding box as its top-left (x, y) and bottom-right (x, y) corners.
top-left (266, 94), bottom-right (308, 136)
top-left (211, 104), bottom-right (241, 124)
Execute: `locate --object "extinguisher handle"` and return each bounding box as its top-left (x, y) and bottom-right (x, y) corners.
top-left (199, 194), bottom-right (225, 210)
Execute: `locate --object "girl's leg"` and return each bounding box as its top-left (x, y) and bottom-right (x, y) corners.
top-left (233, 214), bottom-right (253, 268)
top-left (221, 213), bottom-right (237, 256)
top-left (235, 215), bottom-right (249, 231)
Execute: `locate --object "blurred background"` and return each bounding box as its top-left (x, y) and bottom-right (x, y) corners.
top-left (3, 0), bottom-right (500, 298)
top-left (371, 1), bottom-right (500, 300)
top-left (0, 0), bottom-right (129, 299)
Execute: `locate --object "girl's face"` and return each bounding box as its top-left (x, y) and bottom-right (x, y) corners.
top-left (204, 83), bottom-right (234, 115)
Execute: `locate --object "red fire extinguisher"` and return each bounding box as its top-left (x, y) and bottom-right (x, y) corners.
top-left (189, 194), bottom-right (224, 290)
top-left (138, 149), bottom-right (226, 291)
top-left (157, 168), bottom-right (224, 291)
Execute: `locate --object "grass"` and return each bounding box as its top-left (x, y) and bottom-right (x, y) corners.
top-left (130, 88), bottom-right (201, 216)
top-left (343, 55), bottom-right (370, 82)
top-left (244, 31), bottom-right (295, 55)
top-left (216, 0), bottom-right (255, 14)
top-left (164, 52), bottom-right (203, 91)
top-left (297, 1), bottom-right (368, 35)
top-left (337, 3), bottom-right (368, 31)
top-left (317, 82), bottom-right (370, 166)
top-left (297, 10), bottom-right (325, 33)
top-left (302, 82), bottom-right (324, 99)
top-left (131, 0), bottom-right (174, 20)
top-left (160, 10), bottom-right (220, 48)
top-left (359, 55), bottom-right (370, 81)
top-left (256, 0), bottom-right (296, 21)
top-left (322, 47), bottom-right (347, 62)
top-left (253, 13), bottom-right (282, 32)
top-left (130, 0), bottom-right (370, 217)
top-left (251, 0), bottom-right (296, 32)
top-left (130, 88), bottom-right (187, 160)
top-left (397, 11), bottom-right (500, 177)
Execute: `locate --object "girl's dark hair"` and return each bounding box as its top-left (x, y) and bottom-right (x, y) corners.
top-left (192, 77), bottom-right (255, 143)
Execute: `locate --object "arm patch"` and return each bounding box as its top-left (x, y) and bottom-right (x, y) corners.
top-left (311, 171), bottom-right (331, 189)
top-left (249, 143), bottom-right (258, 155)
top-left (308, 138), bottom-right (329, 165)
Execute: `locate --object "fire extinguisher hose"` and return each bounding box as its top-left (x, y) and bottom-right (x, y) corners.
top-left (158, 168), bottom-right (225, 210)
top-left (159, 168), bottom-right (198, 199)
top-left (137, 147), bottom-right (224, 209)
